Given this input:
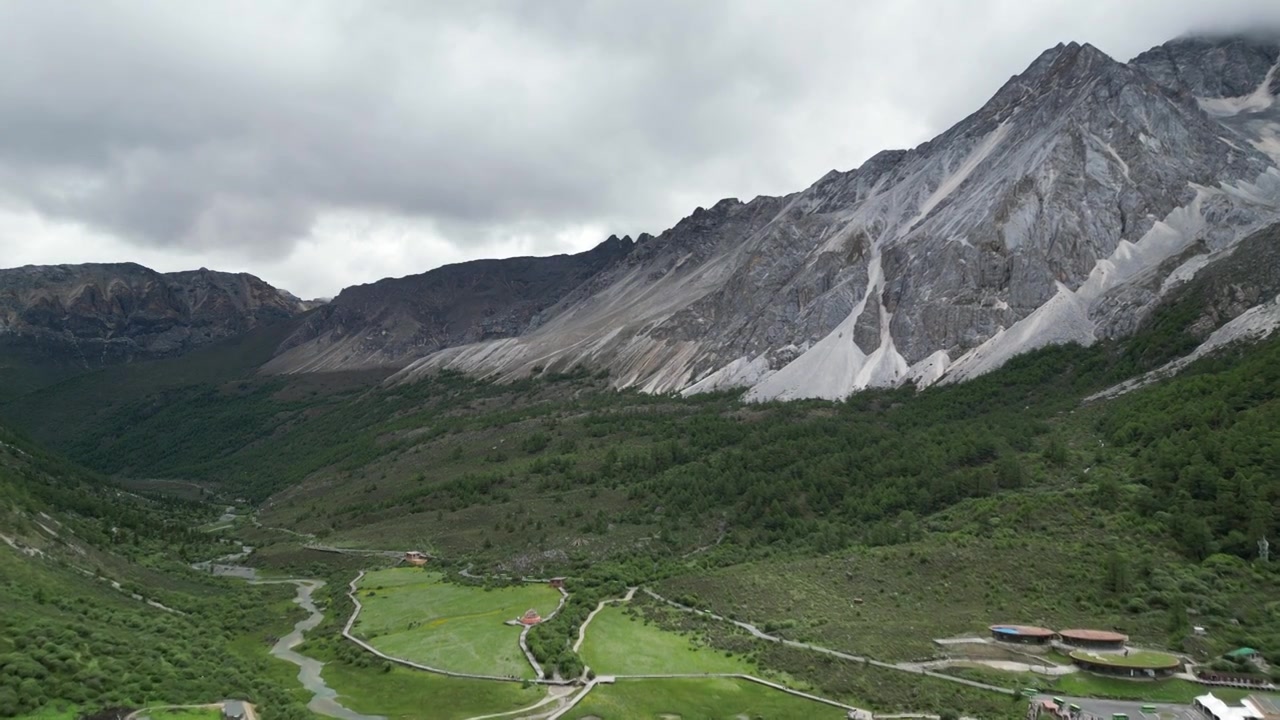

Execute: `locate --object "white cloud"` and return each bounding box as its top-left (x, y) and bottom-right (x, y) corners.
top-left (1, 0), bottom-right (1278, 297)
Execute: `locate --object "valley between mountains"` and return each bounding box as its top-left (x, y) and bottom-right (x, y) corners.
top-left (3, 31), bottom-right (1280, 720)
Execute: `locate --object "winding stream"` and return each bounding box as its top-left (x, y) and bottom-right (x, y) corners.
top-left (203, 562), bottom-right (383, 720)
top-left (265, 579), bottom-right (386, 720)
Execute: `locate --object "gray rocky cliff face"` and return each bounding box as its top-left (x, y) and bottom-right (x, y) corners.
top-left (393, 36), bottom-right (1280, 398)
top-left (0, 263), bottom-right (307, 365)
top-left (264, 236), bottom-right (633, 373)
top-left (1131, 34), bottom-right (1280, 99)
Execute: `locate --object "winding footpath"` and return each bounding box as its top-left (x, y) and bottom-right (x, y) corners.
top-left (210, 536), bottom-right (1017, 719)
top-left (572, 586), bottom-right (637, 653)
top-left (520, 585), bottom-right (570, 679)
top-left (342, 570), bottom-right (573, 686)
top-left (640, 588), bottom-right (1018, 696)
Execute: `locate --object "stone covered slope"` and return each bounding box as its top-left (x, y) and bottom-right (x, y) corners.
top-left (264, 235), bottom-right (634, 373)
top-left (0, 262), bottom-right (309, 365)
top-left (397, 37), bottom-right (1280, 399)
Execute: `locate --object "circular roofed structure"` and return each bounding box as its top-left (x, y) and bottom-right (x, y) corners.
top-left (989, 624), bottom-right (1056, 644)
top-left (1069, 648), bottom-right (1180, 678)
top-left (1058, 628), bottom-right (1128, 649)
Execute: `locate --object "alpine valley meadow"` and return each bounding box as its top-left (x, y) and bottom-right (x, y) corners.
top-left (4, 28), bottom-right (1280, 720)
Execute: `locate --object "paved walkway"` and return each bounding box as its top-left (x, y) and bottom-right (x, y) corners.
top-left (125, 703), bottom-right (225, 720)
top-left (521, 585), bottom-right (570, 679)
top-left (902, 658), bottom-right (1077, 676)
top-left (342, 570), bottom-right (572, 686)
top-left (641, 588), bottom-right (1018, 696)
top-left (248, 543), bottom-right (1019, 717)
top-left (572, 586), bottom-right (637, 653)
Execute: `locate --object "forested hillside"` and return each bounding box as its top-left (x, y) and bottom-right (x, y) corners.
top-left (2, 250), bottom-right (1279, 718)
top-left (0, 425), bottom-right (312, 720)
top-left (5, 316), bottom-right (1277, 566)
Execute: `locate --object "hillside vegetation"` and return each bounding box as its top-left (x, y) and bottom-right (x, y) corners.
top-left (0, 425), bottom-right (313, 720)
top-left (2, 262), bottom-right (1279, 718)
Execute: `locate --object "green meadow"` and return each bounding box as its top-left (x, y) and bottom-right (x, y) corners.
top-left (566, 677), bottom-right (847, 719)
top-left (579, 604), bottom-right (757, 676)
top-left (353, 568), bottom-right (561, 678)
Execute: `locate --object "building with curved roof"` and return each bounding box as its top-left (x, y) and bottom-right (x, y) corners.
top-left (1069, 648), bottom-right (1180, 678)
top-left (989, 624), bottom-right (1056, 644)
top-left (1058, 628), bottom-right (1128, 649)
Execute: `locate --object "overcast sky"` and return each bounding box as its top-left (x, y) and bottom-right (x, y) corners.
top-left (2, 1), bottom-right (1279, 298)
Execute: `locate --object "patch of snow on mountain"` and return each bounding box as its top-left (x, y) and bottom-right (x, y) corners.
top-left (855, 292), bottom-right (909, 388)
top-left (1252, 123), bottom-right (1280, 166)
top-left (1102, 141), bottom-right (1132, 181)
top-left (1079, 186), bottom-right (1214, 302)
top-left (745, 238), bottom-right (909, 401)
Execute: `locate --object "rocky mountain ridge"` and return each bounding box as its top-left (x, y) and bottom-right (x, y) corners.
top-left (378, 35), bottom-right (1280, 399)
top-left (12, 33), bottom-right (1280, 401)
top-left (263, 235), bottom-right (634, 372)
top-left (0, 262), bottom-right (311, 365)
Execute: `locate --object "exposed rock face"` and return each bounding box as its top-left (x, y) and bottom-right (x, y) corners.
top-left (0, 263), bottom-right (308, 365)
top-left (264, 236), bottom-right (634, 372)
top-left (391, 36), bottom-right (1280, 398)
top-left (1131, 34), bottom-right (1280, 100)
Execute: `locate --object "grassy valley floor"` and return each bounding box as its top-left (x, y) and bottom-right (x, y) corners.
top-left (565, 677), bottom-right (847, 720)
top-left (352, 568), bottom-right (561, 679)
top-left (580, 604), bottom-right (759, 676)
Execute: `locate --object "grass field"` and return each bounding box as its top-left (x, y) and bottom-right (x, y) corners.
top-left (566, 677), bottom-right (848, 719)
top-left (1069, 649), bottom-right (1180, 669)
top-left (354, 568), bottom-right (561, 678)
top-left (579, 604), bottom-right (758, 675)
top-left (656, 490), bottom-right (1280, 665)
top-left (943, 664), bottom-right (1261, 705)
top-left (1049, 674), bottom-right (1256, 704)
top-left (321, 659), bottom-right (546, 720)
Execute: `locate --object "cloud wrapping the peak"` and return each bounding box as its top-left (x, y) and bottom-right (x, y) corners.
top-left (1, 0), bottom-right (1279, 297)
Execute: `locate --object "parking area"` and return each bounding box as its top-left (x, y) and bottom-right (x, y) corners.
top-left (1035, 695), bottom-right (1198, 720)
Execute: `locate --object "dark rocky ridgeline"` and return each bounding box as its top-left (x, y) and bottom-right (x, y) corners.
top-left (264, 234), bottom-right (635, 373)
top-left (0, 262), bottom-right (311, 366)
top-left (393, 35), bottom-right (1280, 398)
top-left (1130, 33), bottom-right (1280, 98)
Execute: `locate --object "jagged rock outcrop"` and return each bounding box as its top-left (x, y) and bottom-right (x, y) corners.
top-left (389, 36), bottom-right (1280, 398)
top-left (264, 236), bottom-right (634, 372)
top-left (0, 263), bottom-right (309, 365)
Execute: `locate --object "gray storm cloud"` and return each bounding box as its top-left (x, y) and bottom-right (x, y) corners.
top-left (1, 0), bottom-right (1279, 296)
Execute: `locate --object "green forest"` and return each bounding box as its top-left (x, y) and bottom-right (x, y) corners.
top-left (2, 256), bottom-right (1280, 720)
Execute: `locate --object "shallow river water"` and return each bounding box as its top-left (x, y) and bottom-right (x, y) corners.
top-left (202, 562), bottom-right (384, 720)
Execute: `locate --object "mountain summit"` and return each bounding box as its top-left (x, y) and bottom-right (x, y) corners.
top-left (355, 34), bottom-right (1275, 399)
top-left (0, 263), bottom-right (310, 366)
top-left (244, 35), bottom-right (1280, 399)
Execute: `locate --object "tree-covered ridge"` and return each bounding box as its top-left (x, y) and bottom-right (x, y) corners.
top-left (0, 425), bottom-right (313, 720)
top-left (1099, 338), bottom-right (1280, 560)
top-left (7, 315), bottom-right (1280, 569)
